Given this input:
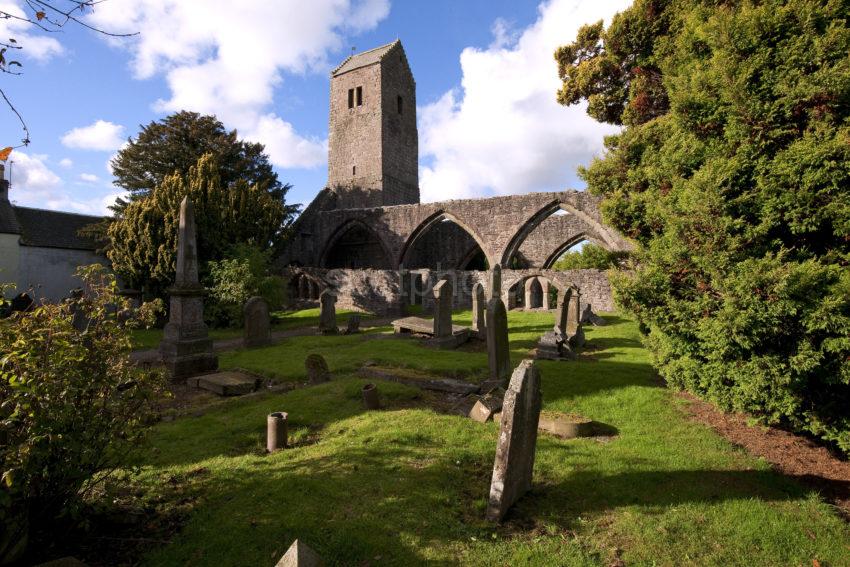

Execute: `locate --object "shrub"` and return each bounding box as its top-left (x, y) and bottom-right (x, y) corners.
top-left (556, 0), bottom-right (850, 451)
top-left (0, 265), bottom-right (166, 562)
top-left (205, 244), bottom-right (287, 327)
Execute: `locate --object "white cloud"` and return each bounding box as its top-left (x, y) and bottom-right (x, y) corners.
top-left (61, 120), bottom-right (126, 151)
top-left (419, 0), bottom-right (629, 202)
top-left (5, 151), bottom-right (120, 215)
top-left (85, 0), bottom-right (390, 169)
top-left (79, 173), bottom-right (100, 183)
top-left (0, 1), bottom-right (64, 62)
top-left (58, 158), bottom-right (73, 168)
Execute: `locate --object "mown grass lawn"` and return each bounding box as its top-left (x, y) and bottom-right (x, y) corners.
top-left (130, 308), bottom-right (369, 350)
top-left (126, 312), bottom-right (850, 566)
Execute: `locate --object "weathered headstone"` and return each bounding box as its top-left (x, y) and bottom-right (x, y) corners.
top-left (344, 313), bottom-right (361, 334)
top-left (486, 296), bottom-right (510, 385)
top-left (469, 390), bottom-right (504, 423)
top-left (536, 289), bottom-right (573, 360)
top-left (243, 296), bottom-right (271, 348)
top-left (432, 278), bottom-right (453, 338)
top-left (471, 282), bottom-right (486, 338)
top-left (566, 290), bottom-right (585, 347)
top-left (555, 288), bottom-right (571, 336)
top-left (486, 359), bottom-right (542, 522)
top-left (275, 539), bottom-right (324, 567)
top-left (581, 303), bottom-right (607, 326)
top-left (159, 197), bottom-right (218, 381)
top-left (305, 354), bottom-right (330, 384)
top-left (318, 288), bottom-right (338, 335)
top-left (488, 263), bottom-right (502, 301)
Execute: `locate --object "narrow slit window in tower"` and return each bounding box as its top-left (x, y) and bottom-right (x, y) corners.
top-left (348, 88), bottom-right (354, 109)
top-left (397, 95), bottom-right (403, 114)
top-left (352, 165), bottom-right (356, 175)
top-left (356, 86), bottom-right (363, 106)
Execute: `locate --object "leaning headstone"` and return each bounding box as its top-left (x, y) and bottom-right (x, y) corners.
top-left (243, 296), bottom-right (271, 348)
top-left (488, 263), bottom-right (502, 301)
top-left (537, 291), bottom-right (573, 360)
top-left (318, 288), bottom-right (338, 335)
top-left (566, 290), bottom-right (585, 347)
top-left (486, 359), bottom-right (542, 522)
top-left (305, 354), bottom-right (330, 384)
top-left (471, 282), bottom-right (486, 338)
top-left (344, 313), bottom-right (361, 334)
top-left (275, 539), bottom-right (324, 567)
top-left (159, 197), bottom-right (218, 381)
top-left (469, 390), bottom-right (504, 423)
top-left (432, 278), bottom-right (453, 338)
top-left (486, 296), bottom-right (510, 385)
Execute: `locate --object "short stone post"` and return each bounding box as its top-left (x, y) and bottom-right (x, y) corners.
top-left (471, 282), bottom-right (486, 339)
top-left (432, 278), bottom-right (453, 338)
top-left (362, 383), bottom-right (380, 409)
top-left (486, 359), bottom-right (542, 522)
top-left (488, 263), bottom-right (502, 301)
top-left (318, 288), bottom-right (338, 335)
top-left (486, 296), bottom-right (510, 385)
top-left (243, 296), bottom-right (271, 348)
top-left (267, 412), bottom-right (288, 452)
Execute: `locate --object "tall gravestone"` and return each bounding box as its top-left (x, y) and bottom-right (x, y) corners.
top-left (566, 290), bottom-right (585, 347)
top-left (488, 263), bottom-right (502, 301)
top-left (432, 278), bottom-right (453, 338)
top-left (486, 359), bottom-right (542, 522)
top-left (318, 288), bottom-right (338, 335)
top-left (471, 282), bottom-right (486, 338)
top-left (537, 288), bottom-right (572, 360)
top-left (160, 197), bottom-right (218, 381)
top-left (486, 296), bottom-right (510, 385)
top-left (243, 296), bottom-right (271, 348)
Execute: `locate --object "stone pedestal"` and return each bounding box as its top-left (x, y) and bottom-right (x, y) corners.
top-left (160, 285), bottom-right (218, 381)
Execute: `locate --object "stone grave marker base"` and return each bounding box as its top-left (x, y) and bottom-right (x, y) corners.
top-left (188, 370), bottom-right (258, 396)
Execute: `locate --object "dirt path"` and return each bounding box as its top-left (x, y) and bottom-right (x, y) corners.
top-left (678, 392), bottom-right (850, 518)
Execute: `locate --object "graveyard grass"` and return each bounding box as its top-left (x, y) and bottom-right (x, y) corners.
top-left (122, 310), bottom-right (850, 566)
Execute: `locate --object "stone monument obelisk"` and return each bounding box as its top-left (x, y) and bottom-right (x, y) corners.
top-left (159, 197), bottom-right (218, 381)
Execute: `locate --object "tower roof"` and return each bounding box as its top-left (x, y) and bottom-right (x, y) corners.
top-left (331, 40), bottom-right (401, 77)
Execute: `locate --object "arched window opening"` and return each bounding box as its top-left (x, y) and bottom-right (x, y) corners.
top-left (402, 214), bottom-right (488, 270)
top-left (323, 222), bottom-right (392, 269)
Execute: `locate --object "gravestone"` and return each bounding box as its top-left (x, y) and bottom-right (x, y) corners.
top-left (471, 282), bottom-right (486, 338)
top-left (486, 359), bottom-right (542, 522)
top-left (318, 288), bottom-right (338, 335)
top-left (537, 290), bottom-right (573, 360)
top-left (243, 296), bottom-right (271, 348)
top-left (305, 354), bottom-right (330, 384)
top-left (432, 278), bottom-right (453, 338)
top-left (581, 303), bottom-right (606, 326)
top-left (275, 539), bottom-right (323, 567)
top-left (486, 296), bottom-right (510, 385)
top-left (488, 263), bottom-right (502, 301)
top-left (566, 290), bottom-right (585, 347)
top-left (159, 197), bottom-right (218, 381)
top-left (344, 313), bottom-right (361, 334)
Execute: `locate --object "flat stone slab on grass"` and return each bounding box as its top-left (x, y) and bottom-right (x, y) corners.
top-left (392, 316), bottom-right (468, 337)
top-left (493, 411), bottom-right (615, 440)
top-left (188, 371), bottom-right (258, 396)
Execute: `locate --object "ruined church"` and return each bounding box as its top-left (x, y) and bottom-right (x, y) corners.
top-left (282, 40), bottom-right (630, 314)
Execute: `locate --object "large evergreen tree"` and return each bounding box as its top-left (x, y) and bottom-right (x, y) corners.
top-left (110, 111), bottom-right (294, 213)
top-left (108, 153), bottom-right (288, 297)
top-left (557, 0), bottom-right (850, 451)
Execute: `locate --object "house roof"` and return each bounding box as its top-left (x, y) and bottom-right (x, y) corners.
top-left (331, 40), bottom-right (400, 77)
top-left (11, 206), bottom-right (103, 250)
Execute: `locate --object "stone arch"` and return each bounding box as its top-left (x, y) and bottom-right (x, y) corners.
top-left (320, 218), bottom-right (394, 269)
top-left (499, 199), bottom-right (620, 267)
top-left (399, 210), bottom-right (493, 269)
top-left (504, 272), bottom-right (566, 310)
top-left (542, 233), bottom-right (601, 269)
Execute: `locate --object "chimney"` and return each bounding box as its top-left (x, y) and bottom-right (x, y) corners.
top-left (0, 164), bottom-right (8, 202)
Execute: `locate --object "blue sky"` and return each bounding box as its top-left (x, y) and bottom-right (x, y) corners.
top-left (1, 0), bottom-right (628, 215)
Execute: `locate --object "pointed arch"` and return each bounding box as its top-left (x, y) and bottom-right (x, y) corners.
top-left (543, 234), bottom-right (601, 269)
top-left (499, 199), bottom-right (619, 267)
top-left (398, 210), bottom-right (493, 269)
top-left (319, 218), bottom-right (393, 269)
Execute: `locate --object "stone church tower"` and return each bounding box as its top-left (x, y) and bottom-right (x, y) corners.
top-left (327, 40), bottom-right (419, 208)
